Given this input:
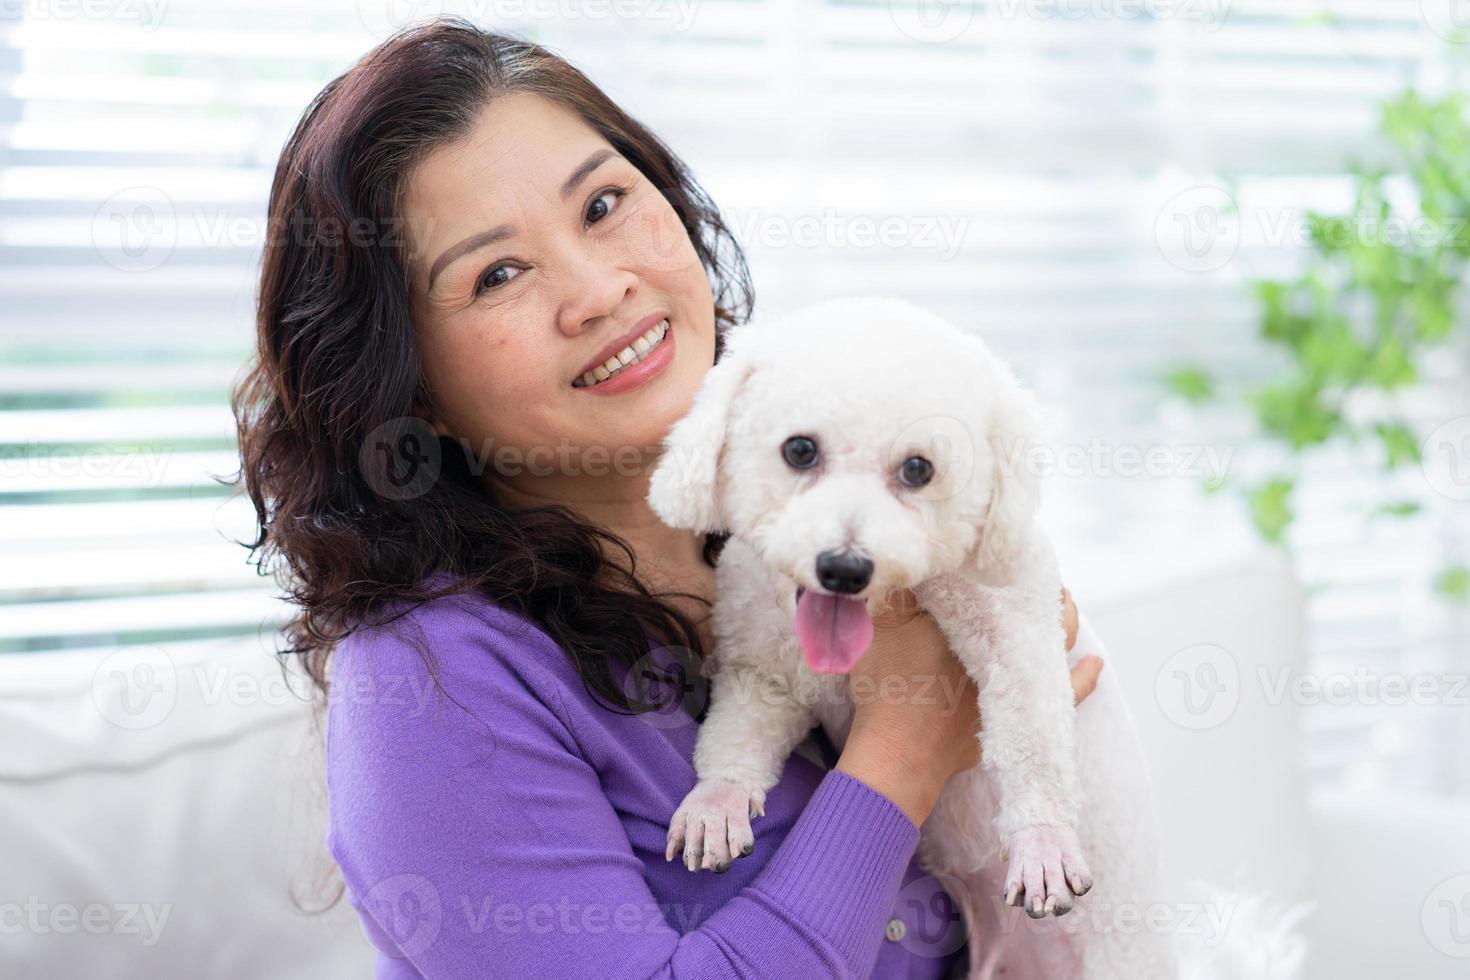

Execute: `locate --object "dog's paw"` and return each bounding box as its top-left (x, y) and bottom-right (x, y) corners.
top-left (1000, 824), bottom-right (1092, 918)
top-left (665, 778), bottom-right (765, 873)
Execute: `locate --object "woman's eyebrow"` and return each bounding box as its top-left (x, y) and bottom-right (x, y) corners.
top-left (426, 148), bottom-right (619, 288)
top-left (559, 147), bottom-right (616, 202)
top-left (428, 223), bottom-right (514, 287)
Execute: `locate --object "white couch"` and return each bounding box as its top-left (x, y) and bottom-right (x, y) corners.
top-left (1057, 493), bottom-right (1470, 980)
top-left (0, 638), bottom-right (374, 978)
top-left (3, 508), bottom-right (1466, 977)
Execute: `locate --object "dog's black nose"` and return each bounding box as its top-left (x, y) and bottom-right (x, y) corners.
top-left (815, 550), bottom-right (873, 594)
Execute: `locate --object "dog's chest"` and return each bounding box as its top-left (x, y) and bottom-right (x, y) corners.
top-left (808, 675), bottom-right (857, 751)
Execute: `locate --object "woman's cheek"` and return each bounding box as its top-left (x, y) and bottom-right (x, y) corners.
top-left (618, 195), bottom-right (702, 276)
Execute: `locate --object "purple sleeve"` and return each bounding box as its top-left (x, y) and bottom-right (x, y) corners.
top-left (325, 609), bottom-right (923, 979)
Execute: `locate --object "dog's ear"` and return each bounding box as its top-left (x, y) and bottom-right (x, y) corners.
top-left (971, 347), bottom-right (1044, 569)
top-left (647, 330), bottom-right (760, 533)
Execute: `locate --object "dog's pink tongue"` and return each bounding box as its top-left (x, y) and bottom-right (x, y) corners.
top-left (795, 590), bottom-right (874, 674)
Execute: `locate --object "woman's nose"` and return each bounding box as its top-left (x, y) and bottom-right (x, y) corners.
top-left (556, 248), bottom-right (641, 338)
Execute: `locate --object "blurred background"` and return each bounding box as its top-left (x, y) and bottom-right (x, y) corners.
top-left (2, 1), bottom-right (1468, 977)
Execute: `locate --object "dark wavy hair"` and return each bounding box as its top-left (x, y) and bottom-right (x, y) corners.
top-left (231, 19), bottom-right (750, 723)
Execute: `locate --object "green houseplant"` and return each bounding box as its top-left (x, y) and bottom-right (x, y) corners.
top-left (1166, 89), bottom-right (1470, 603)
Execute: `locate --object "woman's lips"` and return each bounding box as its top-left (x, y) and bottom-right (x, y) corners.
top-left (573, 320), bottom-right (675, 396)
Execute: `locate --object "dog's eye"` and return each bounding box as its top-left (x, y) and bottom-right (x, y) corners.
top-left (898, 455), bottom-right (934, 487)
top-left (782, 435), bottom-right (819, 469)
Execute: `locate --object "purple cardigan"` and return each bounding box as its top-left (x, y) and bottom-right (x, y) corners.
top-left (324, 579), bottom-right (969, 978)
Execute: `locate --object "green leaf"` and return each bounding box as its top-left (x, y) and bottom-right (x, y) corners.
top-left (1372, 500), bottom-right (1421, 517)
top-left (1309, 213), bottom-right (1353, 255)
top-left (1373, 421), bottom-right (1422, 469)
top-left (1299, 315), bottom-right (1368, 384)
top-left (1255, 280), bottom-right (1312, 350)
top-left (1247, 478), bottom-right (1295, 544)
top-left (1164, 366), bottom-right (1214, 403)
top-left (1383, 90), bottom-right (1435, 155)
top-left (1250, 382), bottom-right (1340, 449)
top-left (1366, 335), bottom-right (1417, 388)
top-left (1433, 565), bottom-right (1470, 604)
top-left (1411, 282), bottom-right (1456, 342)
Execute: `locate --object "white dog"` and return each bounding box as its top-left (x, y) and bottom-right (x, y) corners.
top-left (647, 297), bottom-right (1196, 979)
top-left (646, 296), bottom-right (1178, 977)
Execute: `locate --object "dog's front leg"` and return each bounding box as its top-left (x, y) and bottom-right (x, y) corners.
top-left (666, 661), bottom-right (818, 873)
top-left (983, 590), bottom-right (1092, 919)
top-left (917, 574), bottom-right (1091, 920)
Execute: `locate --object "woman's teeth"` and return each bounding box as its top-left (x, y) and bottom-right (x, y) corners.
top-left (573, 318), bottom-right (670, 388)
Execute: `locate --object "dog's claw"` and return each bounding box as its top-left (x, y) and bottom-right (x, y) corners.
top-left (666, 779), bottom-right (763, 874)
top-left (1001, 825), bottom-right (1092, 919)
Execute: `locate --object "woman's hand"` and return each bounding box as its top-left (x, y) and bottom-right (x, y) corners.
top-left (834, 585), bottom-right (1102, 826)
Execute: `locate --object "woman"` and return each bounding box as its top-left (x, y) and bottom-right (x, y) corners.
top-left (234, 19), bottom-right (1104, 979)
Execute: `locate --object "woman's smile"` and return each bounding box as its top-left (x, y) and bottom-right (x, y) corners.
top-left (571, 314), bottom-right (677, 396)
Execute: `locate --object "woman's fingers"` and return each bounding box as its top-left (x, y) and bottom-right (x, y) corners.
top-left (1060, 586), bottom-right (1100, 705)
top-left (1070, 655), bottom-right (1104, 706)
top-left (1060, 585), bottom-right (1079, 652)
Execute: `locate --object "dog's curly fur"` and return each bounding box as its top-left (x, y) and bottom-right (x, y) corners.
top-left (647, 297), bottom-right (1301, 980)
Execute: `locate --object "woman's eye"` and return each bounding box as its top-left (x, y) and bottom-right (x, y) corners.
top-left (473, 187), bottom-right (627, 296)
top-left (899, 455), bottom-right (934, 488)
top-left (477, 264), bottom-right (522, 294)
top-left (782, 435), bottom-right (819, 470)
top-left (586, 187), bottom-right (626, 226)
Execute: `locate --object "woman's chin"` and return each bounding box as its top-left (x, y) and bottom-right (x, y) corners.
top-left (607, 379), bottom-right (703, 449)
top-left (567, 330), bottom-right (711, 463)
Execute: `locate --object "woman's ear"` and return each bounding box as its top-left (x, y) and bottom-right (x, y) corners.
top-left (647, 331), bottom-right (759, 533)
top-left (971, 346), bottom-right (1045, 569)
top-left (407, 387), bottom-right (450, 441)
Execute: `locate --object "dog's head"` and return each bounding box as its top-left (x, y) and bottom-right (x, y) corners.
top-left (647, 296), bottom-right (1043, 674)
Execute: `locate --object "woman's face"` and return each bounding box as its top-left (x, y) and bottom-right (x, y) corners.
top-left (401, 92), bottom-right (716, 493)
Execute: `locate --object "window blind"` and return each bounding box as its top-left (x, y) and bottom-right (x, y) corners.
top-left (2, 0), bottom-right (1465, 794)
